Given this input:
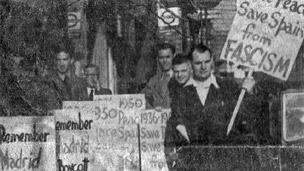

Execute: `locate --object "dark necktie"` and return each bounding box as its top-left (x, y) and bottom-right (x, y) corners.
top-left (89, 88), bottom-right (94, 101)
top-left (63, 76), bottom-right (72, 99)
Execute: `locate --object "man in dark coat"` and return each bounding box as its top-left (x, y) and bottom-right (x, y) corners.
top-left (84, 64), bottom-right (112, 100)
top-left (165, 44), bottom-right (267, 170)
top-left (168, 44), bottom-right (258, 145)
top-left (46, 47), bottom-right (88, 104)
top-left (165, 54), bottom-right (193, 168)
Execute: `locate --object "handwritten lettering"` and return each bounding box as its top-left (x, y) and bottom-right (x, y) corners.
top-left (141, 141), bottom-right (162, 152)
top-left (242, 23), bottom-right (272, 46)
top-left (149, 154), bottom-right (166, 169)
top-left (58, 158), bottom-right (89, 171)
top-left (0, 147), bottom-right (42, 170)
top-left (118, 111), bottom-right (139, 124)
top-left (56, 112), bottom-right (93, 131)
top-left (238, 1), bottom-right (304, 38)
top-left (140, 127), bottom-right (160, 139)
top-left (61, 135), bottom-right (89, 154)
top-left (96, 126), bottom-right (137, 141)
top-left (119, 97), bottom-right (143, 109)
top-left (160, 111), bottom-right (170, 124)
top-left (95, 126), bottom-right (165, 141)
top-left (94, 106), bottom-right (122, 121)
top-left (223, 39), bottom-right (290, 78)
top-left (118, 111), bottom-right (170, 125)
top-left (275, 0), bottom-right (304, 16)
top-left (95, 142), bottom-right (116, 151)
top-left (0, 124), bottom-right (49, 144)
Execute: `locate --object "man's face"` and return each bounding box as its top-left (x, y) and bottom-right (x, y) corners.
top-left (192, 50), bottom-right (214, 81)
top-left (85, 67), bottom-right (98, 87)
top-left (173, 62), bottom-right (192, 84)
top-left (158, 49), bottom-right (174, 72)
top-left (56, 52), bottom-right (71, 74)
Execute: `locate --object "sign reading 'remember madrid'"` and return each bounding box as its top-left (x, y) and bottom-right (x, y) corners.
top-left (0, 116), bottom-right (55, 171)
top-left (55, 107), bottom-right (141, 171)
top-left (54, 110), bottom-right (92, 171)
top-left (220, 0), bottom-right (304, 80)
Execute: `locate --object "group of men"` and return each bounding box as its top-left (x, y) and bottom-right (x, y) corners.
top-left (46, 46), bottom-right (111, 105)
top-left (141, 43), bottom-right (272, 168)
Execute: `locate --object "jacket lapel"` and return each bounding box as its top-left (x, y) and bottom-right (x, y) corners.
top-left (204, 84), bottom-right (220, 106)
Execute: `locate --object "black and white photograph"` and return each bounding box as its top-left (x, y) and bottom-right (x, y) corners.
top-left (1, 0), bottom-right (304, 170)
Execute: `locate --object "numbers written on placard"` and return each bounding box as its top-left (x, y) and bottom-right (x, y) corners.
top-left (94, 107), bottom-right (122, 121)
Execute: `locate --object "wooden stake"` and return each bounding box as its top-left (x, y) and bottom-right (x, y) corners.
top-left (137, 123), bottom-right (142, 171)
top-left (227, 70), bottom-right (254, 135)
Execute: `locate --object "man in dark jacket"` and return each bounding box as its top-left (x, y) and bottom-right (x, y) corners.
top-left (165, 44), bottom-right (267, 170)
top-left (169, 44), bottom-right (258, 145)
top-left (165, 54), bottom-right (193, 168)
top-left (84, 64), bottom-right (112, 100)
top-left (46, 47), bottom-right (88, 104)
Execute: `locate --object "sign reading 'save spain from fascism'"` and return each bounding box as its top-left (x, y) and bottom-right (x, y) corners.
top-left (220, 0), bottom-right (304, 80)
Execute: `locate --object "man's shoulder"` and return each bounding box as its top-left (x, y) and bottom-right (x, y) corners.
top-left (44, 72), bottom-right (62, 86)
top-left (45, 71), bottom-right (58, 80)
top-left (74, 76), bottom-right (86, 83)
top-left (215, 76), bottom-right (239, 89)
top-left (72, 76), bottom-right (87, 88)
top-left (168, 78), bottom-right (179, 89)
top-left (147, 73), bottom-right (160, 83)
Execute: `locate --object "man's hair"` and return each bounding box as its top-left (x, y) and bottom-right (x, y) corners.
top-left (53, 40), bottom-right (74, 59)
top-left (172, 54), bottom-right (191, 66)
top-left (156, 43), bottom-right (176, 54)
top-left (85, 64), bottom-right (99, 76)
top-left (190, 44), bottom-right (212, 60)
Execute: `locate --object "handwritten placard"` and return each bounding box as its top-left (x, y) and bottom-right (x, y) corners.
top-left (52, 110), bottom-right (92, 171)
top-left (139, 109), bottom-right (171, 171)
top-left (93, 94), bottom-right (146, 110)
top-left (54, 108), bottom-right (140, 170)
top-left (220, 0), bottom-right (304, 80)
top-left (101, 108), bottom-right (171, 170)
top-left (0, 116), bottom-right (55, 171)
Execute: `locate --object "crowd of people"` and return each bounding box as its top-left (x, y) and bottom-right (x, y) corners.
top-left (139, 42), bottom-right (290, 169)
top-left (0, 39), bottom-right (293, 168)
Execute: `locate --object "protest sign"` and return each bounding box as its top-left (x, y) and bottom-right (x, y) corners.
top-left (108, 108), bottom-right (171, 170)
top-left (62, 95), bottom-right (171, 170)
top-left (139, 109), bottom-right (171, 171)
top-left (220, 0), bottom-right (304, 81)
top-left (53, 110), bottom-right (92, 171)
top-left (93, 94), bottom-right (146, 110)
top-left (54, 108), bottom-right (140, 171)
top-left (91, 108), bottom-right (140, 171)
top-left (0, 116), bottom-right (55, 171)
top-left (222, 0), bottom-right (304, 135)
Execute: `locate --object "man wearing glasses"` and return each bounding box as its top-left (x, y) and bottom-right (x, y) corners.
top-left (84, 64), bottom-right (112, 100)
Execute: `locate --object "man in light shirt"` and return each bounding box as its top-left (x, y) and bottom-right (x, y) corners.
top-left (171, 44), bottom-right (256, 145)
top-left (84, 64), bottom-right (111, 100)
top-left (141, 43), bottom-right (175, 109)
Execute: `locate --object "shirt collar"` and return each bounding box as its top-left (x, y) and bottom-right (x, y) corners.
top-left (184, 74), bottom-right (219, 89)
